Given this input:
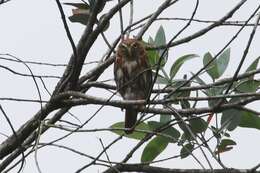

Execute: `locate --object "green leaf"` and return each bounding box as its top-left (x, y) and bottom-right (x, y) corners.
top-left (147, 37), bottom-right (160, 69)
top-left (147, 49), bottom-right (160, 68)
top-left (203, 49), bottom-right (230, 80)
top-left (180, 143), bottom-right (194, 159)
top-left (110, 122), bottom-right (149, 140)
top-left (155, 26), bottom-right (167, 59)
top-left (171, 79), bottom-right (191, 96)
top-left (155, 26), bottom-right (166, 46)
top-left (178, 123), bottom-right (194, 142)
top-left (245, 56), bottom-right (260, 73)
top-left (152, 72), bottom-right (169, 84)
top-left (221, 109), bottom-right (242, 131)
top-left (189, 117), bottom-right (208, 133)
top-left (169, 79), bottom-right (191, 104)
top-left (206, 86), bottom-right (226, 107)
top-left (148, 121), bottom-right (180, 143)
top-left (242, 56), bottom-right (260, 80)
top-left (63, 2), bottom-right (90, 9)
top-left (170, 54), bottom-right (199, 79)
top-left (211, 126), bottom-right (221, 139)
top-left (223, 132), bottom-right (231, 137)
top-left (216, 139), bottom-right (236, 154)
top-left (239, 111), bottom-right (260, 130)
top-left (161, 68), bottom-right (170, 81)
top-left (217, 48), bottom-right (230, 77)
top-left (160, 114), bottom-right (171, 123)
top-left (191, 72), bottom-right (206, 86)
top-left (141, 136), bottom-right (168, 163)
top-left (235, 79), bottom-right (260, 93)
top-left (148, 36), bottom-right (154, 44)
top-left (203, 52), bottom-right (219, 79)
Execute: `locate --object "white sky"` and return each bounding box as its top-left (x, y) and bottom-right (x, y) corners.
top-left (0, 0), bottom-right (260, 172)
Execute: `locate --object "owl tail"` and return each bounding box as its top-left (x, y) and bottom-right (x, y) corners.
top-left (125, 108), bottom-right (138, 134)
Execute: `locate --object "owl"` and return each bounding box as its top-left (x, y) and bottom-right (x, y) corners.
top-left (114, 38), bottom-right (152, 134)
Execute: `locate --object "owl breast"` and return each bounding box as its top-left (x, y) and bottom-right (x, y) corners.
top-left (125, 60), bottom-right (138, 74)
top-left (114, 39), bottom-right (152, 102)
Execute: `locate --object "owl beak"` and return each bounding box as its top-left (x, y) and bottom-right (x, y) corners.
top-left (127, 47), bottom-right (132, 57)
top-left (122, 43), bottom-right (132, 57)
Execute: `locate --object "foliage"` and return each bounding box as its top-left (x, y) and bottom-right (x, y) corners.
top-left (109, 25), bottom-right (260, 163)
top-left (64, 1), bottom-right (110, 30)
top-left (2, 1), bottom-right (260, 172)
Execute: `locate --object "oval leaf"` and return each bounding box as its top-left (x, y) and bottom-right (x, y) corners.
top-left (245, 56), bottom-right (260, 80)
top-left (160, 114), bottom-right (171, 123)
top-left (147, 49), bottom-right (160, 68)
top-left (141, 136), bottom-right (168, 163)
top-left (189, 117), bottom-right (207, 133)
top-left (148, 121), bottom-right (180, 143)
top-left (170, 54), bottom-right (199, 79)
top-left (152, 72), bottom-right (169, 84)
top-left (155, 26), bottom-right (166, 46)
top-left (216, 48), bottom-right (230, 77)
top-left (170, 79), bottom-right (191, 104)
top-left (203, 52), bottom-right (219, 79)
top-left (206, 86), bottom-right (226, 107)
top-left (155, 26), bottom-right (167, 59)
top-left (221, 109), bottom-right (242, 131)
top-left (246, 56), bottom-right (260, 73)
top-left (191, 72), bottom-right (206, 85)
top-left (147, 37), bottom-right (165, 69)
top-left (239, 111), bottom-right (260, 130)
top-left (216, 139), bottom-right (236, 154)
top-left (203, 49), bottom-right (230, 80)
top-left (180, 143), bottom-right (194, 159)
top-left (235, 79), bottom-right (260, 93)
top-left (110, 122), bottom-right (149, 140)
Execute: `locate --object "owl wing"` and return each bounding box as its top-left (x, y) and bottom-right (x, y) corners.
top-left (114, 55), bottom-right (127, 97)
top-left (135, 54), bottom-right (152, 99)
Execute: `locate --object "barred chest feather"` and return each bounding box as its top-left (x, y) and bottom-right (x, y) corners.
top-left (115, 58), bottom-right (140, 79)
top-left (124, 60), bottom-right (138, 74)
top-left (114, 56), bottom-right (148, 99)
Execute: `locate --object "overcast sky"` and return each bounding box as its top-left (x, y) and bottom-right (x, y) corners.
top-left (0, 0), bottom-right (260, 172)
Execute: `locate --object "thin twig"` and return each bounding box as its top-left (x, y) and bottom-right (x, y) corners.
top-left (126, 0), bottom-right (133, 37)
top-left (0, 53), bottom-right (99, 66)
top-left (156, 17), bottom-right (260, 26)
top-left (217, 13), bottom-right (260, 106)
top-left (117, 0), bottom-right (124, 36)
top-left (75, 136), bottom-right (123, 173)
top-left (0, 105), bottom-right (25, 173)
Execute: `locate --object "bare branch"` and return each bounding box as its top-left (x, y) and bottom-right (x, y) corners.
top-left (103, 164), bottom-right (260, 173)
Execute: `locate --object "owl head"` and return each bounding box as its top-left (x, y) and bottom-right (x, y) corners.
top-left (117, 39), bottom-right (146, 60)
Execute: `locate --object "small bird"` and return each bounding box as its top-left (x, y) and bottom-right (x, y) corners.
top-left (114, 38), bottom-right (152, 134)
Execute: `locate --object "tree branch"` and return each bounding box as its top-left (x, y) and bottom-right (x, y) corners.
top-left (103, 164), bottom-right (260, 173)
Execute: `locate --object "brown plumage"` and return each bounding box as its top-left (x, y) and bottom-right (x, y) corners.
top-left (114, 38), bottom-right (152, 134)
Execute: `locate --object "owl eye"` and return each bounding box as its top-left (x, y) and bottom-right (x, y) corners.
top-left (132, 43), bottom-right (138, 48)
top-left (119, 44), bottom-right (128, 51)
